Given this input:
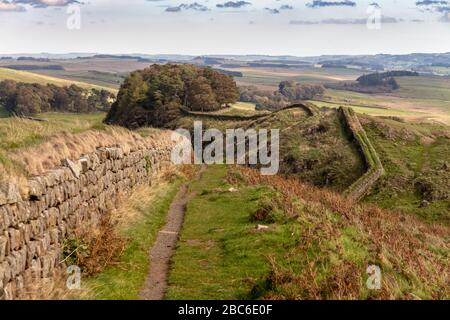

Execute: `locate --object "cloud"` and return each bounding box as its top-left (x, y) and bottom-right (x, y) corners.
top-left (306, 0), bottom-right (356, 8)
top-left (290, 17), bottom-right (400, 25)
top-left (435, 5), bottom-right (450, 11)
top-left (166, 2), bottom-right (209, 12)
top-left (415, 0), bottom-right (450, 16)
top-left (265, 7), bottom-right (280, 14)
top-left (0, 1), bottom-right (26, 11)
top-left (279, 5), bottom-right (294, 10)
top-left (264, 4), bottom-right (293, 14)
top-left (216, 1), bottom-right (251, 8)
top-left (416, 0), bottom-right (448, 6)
top-left (15, 0), bottom-right (79, 7)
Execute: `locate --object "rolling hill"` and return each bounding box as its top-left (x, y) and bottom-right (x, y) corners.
top-left (0, 67), bottom-right (117, 93)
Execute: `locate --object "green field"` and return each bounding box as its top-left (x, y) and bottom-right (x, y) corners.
top-left (233, 66), bottom-right (364, 89)
top-left (33, 69), bottom-right (123, 90)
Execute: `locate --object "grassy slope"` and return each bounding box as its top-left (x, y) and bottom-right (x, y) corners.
top-left (264, 108), bottom-right (365, 192)
top-left (0, 67), bottom-right (116, 92)
top-left (361, 116), bottom-right (450, 222)
top-left (166, 165), bottom-right (449, 300)
top-left (33, 69), bottom-right (123, 90)
top-left (0, 112), bottom-right (105, 180)
top-left (176, 107), bottom-right (365, 192)
top-left (85, 177), bottom-right (184, 300)
top-left (0, 112), bottom-right (105, 151)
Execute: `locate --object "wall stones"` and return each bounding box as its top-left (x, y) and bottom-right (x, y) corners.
top-left (0, 137), bottom-right (178, 300)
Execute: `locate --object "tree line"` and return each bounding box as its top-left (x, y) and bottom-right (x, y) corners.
top-left (356, 71), bottom-right (418, 88)
top-left (240, 80), bottom-right (325, 111)
top-left (0, 80), bottom-right (114, 116)
top-left (105, 64), bottom-right (239, 128)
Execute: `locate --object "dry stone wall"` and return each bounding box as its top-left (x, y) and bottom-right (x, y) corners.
top-left (0, 133), bottom-right (180, 300)
top-left (339, 107), bottom-right (385, 201)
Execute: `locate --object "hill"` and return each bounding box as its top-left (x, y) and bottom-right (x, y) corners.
top-left (0, 67), bottom-right (116, 92)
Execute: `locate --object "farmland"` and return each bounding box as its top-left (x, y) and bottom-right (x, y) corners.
top-left (228, 66), bottom-right (450, 124)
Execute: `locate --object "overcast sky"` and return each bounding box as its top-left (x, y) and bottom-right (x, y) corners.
top-left (0, 0), bottom-right (449, 56)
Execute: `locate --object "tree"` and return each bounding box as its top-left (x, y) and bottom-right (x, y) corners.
top-left (105, 64), bottom-right (240, 128)
top-left (0, 80), bottom-right (114, 116)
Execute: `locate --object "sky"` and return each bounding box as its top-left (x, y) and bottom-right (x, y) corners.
top-left (0, 0), bottom-right (449, 56)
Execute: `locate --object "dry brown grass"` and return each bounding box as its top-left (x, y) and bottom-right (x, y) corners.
top-left (17, 271), bottom-right (89, 300)
top-left (231, 167), bottom-right (449, 300)
top-left (10, 127), bottom-right (172, 176)
top-left (0, 126), bottom-right (180, 198)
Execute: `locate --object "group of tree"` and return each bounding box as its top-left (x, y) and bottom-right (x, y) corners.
top-left (0, 80), bottom-right (114, 116)
top-left (105, 64), bottom-right (239, 128)
top-left (240, 80), bottom-right (325, 111)
top-left (356, 71), bottom-right (418, 88)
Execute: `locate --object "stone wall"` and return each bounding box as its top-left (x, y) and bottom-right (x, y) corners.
top-left (339, 107), bottom-right (385, 201)
top-left (0, 134), bottom-right (180, 299)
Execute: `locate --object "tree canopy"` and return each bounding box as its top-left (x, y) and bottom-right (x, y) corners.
top-left (0, 80), bottom-right (114, 116)
top-left (356, 71), bottom-right (418, 87)
top-left (105, 64), bottom-right (239, 128)
top-left (240, 81), bottom-right (324, 111)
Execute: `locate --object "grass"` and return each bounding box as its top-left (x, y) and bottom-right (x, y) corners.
top-left (0, 112), bottom-right (107, 181)
top-left (84, 175), bottom-right (185, 300)
top-left (166, 165), bottom-right (297, 300)
top-left (0, 112), bottom-right (106, 152)
top-left (33, 69), bottom-right (123, 90)
top-left (0, 104), bottom-right (8, 118)
top-left (310, 100), bottom-right (422, 117)
top-left (233, 66), bottom-right (363, 89)
top-left (232, 102), bottom-right (256, 110)
top-left (361, 117), bottom-right (450, 222)
top-left (166, 165), bottom-right (449, 300)
top-left (0, 67), bottom-right (116, 92)
top-left (263, 108), bottom-right (366, 192)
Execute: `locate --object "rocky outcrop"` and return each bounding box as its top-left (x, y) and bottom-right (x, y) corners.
top-left (0, 133), bottom-right (181, 299)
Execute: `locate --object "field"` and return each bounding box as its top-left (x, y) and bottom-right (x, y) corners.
top-left (0, 67), bottom-right (116, 92)
top-left (231, 66), bottom-right (364, 89)
top-left (229, 65), bottom-right (450, 124)
top-left (3, 58), bottom-right (449, 124)
top-left (0, 57), bottom-right (151, 90)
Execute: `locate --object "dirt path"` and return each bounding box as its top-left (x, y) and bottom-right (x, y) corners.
top-left (140, 167), bottom-right (204, 300)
